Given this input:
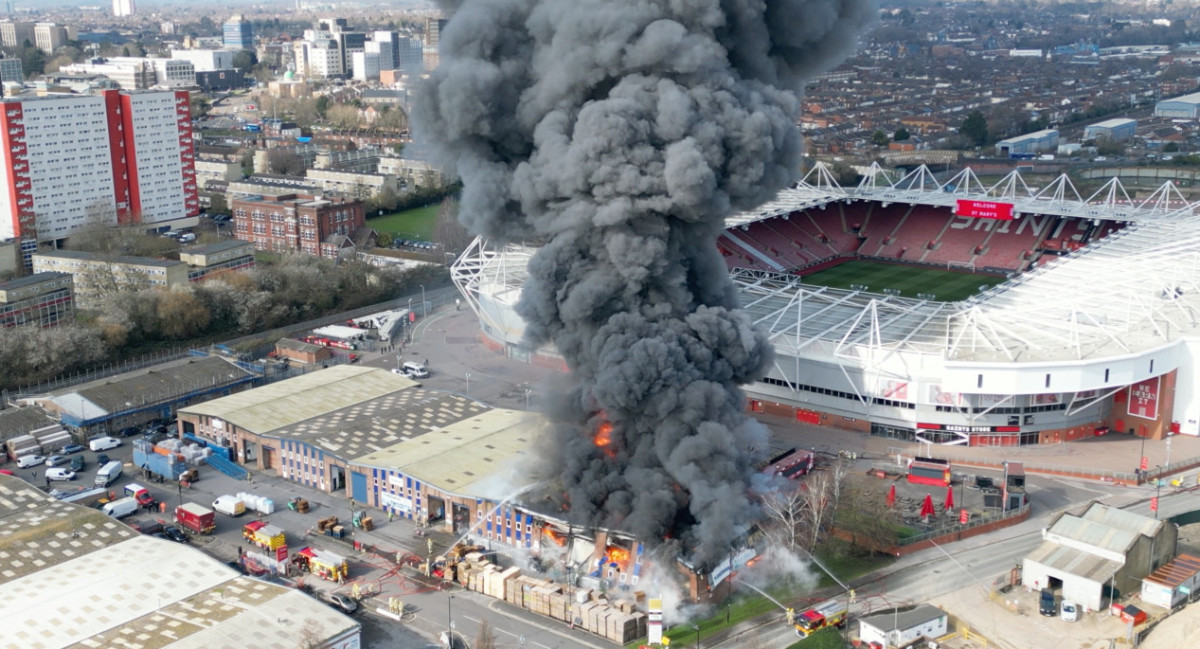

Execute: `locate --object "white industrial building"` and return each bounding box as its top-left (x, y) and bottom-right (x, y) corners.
top-left (1023, 503), bottom-right (1175, 612)
top-left (857, 604), bottom-right (948, 649)
top-left (995, 129), bottom-right (1060, 156)
top-left (1155, 91), bottom-right (1200, 119)
top-left (0, 475), bottom-right (360, 649)
top-left (170, 48), bottom-right (234, 72)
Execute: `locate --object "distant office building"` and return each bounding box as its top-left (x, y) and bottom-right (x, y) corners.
top-left (1155, 91), bottom-right (1200, 119)
top-left (231, 193), bottom-right (366, 259)
top-left (352, 50), bottom-right (381, 81)
top-left (0, 20), bottom-right (32, 49)
top-left (61, 57), bottom-right (194, 89)
top-left (170, 49), bottom-right (234, 73)
top-left (372, 31), bottom-right (401, 69)
top-left (179, 240), bottom-right (256, 281)
top-left (0, 54), bottom-right (21, 84)
top-left (424, 17), bottom-right (448, 48)
top-left (1084, 118), bottom-right (1137, 142)
top-left (223, 14), bottom-right (254, 50)
top-left (195, 69), bottom-right (244, 93)
top-left (33, 23), bottom-right (66, 55)
top-left (995, 129), bottom-right (1059, 157)
top-left (0, 90), bottom-right (199, 252)
top-left (32, 250), bottom-right (188, 308)
top-left (0, 272), bottom-right (73, 327)
top-left (112, 0), bottom-right (135, 17)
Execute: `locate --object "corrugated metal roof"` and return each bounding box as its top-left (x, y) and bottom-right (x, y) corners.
top-left (859, 604), bottom-right (947, 633)
top-left (1048, 515), bottom-right (1139, 553)
top-left (1026, 540), bottom-right (1122, 583)
top-left (180, 365), bottom-right (417, 433)
top-left (1080, 503), bottom-right (1162, 538)
top-left (355, 408), bottom-right (544, 498)
top-left (1144, 553), bottom-right (1200, 588)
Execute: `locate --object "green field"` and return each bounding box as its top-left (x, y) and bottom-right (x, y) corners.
top-left (802, 260), bottom-right (1006, 302)
top-left (367, 204), bottom-right (440, 240)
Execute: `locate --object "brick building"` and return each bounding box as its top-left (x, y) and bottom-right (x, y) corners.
top-left (0, 271), bottom-right (74, 327)
top-left (230, 193), bottom-right (366, 259)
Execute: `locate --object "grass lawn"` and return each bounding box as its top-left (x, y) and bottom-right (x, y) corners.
top-left (367, 204), bottom-right (440, 240)
top-left (801, 260), bottom-right (1006, 302)
top-left (786, 627), bottom-right (844, 649)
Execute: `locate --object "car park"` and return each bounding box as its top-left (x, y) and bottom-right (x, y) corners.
top-left (60, 444), bottom-right (84, 454)
top-left (45, 455), bottom-right (69, 467)
top-left (17, 454), bottom-right (46, 468)
top-left (89, 436), bottom-right (121, 451)
top-left (45, 468), bottom-right (76, 481)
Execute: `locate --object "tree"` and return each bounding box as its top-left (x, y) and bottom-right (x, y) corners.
top-left (433, 197), bottom-right (472, 255)
top-left (1094, 136), bottom-right (1126, 156)
top-left (18, 44), bottom-right (46, 77)
top-left (326, 104), bottom-right (362, 130)
top-left (474, 618), bottom-right (496, 649)
top-left (893, 127), bottom-right (910, 142)
top-left (156, 289), bottom-right (211, 339)
top-left (190, 95), bottom-right (211, 120)
top-left (762, 488), bottom-right (806, 550)
top-left (231, 49), bottom-right (257, 73)
top-left (870, 130), bottom-right (890, 147)
top-left (960, 110), bottom-right (989, 147)
top-left (267, 149), bottom-right (305, 176)
top-left (1164, 142), bottom-right (1180, 153)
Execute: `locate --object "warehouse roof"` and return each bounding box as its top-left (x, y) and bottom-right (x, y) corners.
top-left (1079, 503), bottom-right (1163, 539)
top-left (1046, 515), bottom-right (1140, 554)
top-left (42, 355), bottom-right (255, 420)
top-left (1144, 554), bottom-right (1200, 589)
top-left (355, 408), bottom-right (544, 498)
top-left (0, 407), bottom-right (59, 441)
top-left (270, 387), bottom-right (489, 461)
top-left (859, 604), bottom-right (947, 633)
top-left (1026, 540), bottom-right (1123, 583)
top-left (180, 365), bottom-right (417, 434)
top-left (0, 476), bottom-right (358, 649)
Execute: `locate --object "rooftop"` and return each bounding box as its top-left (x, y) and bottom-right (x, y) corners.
top-left (0, 272), bottom-right (69, 291)
top-left (858, 604), bottom-right (947, 633)
top-left (33, 249), bottom-right (185, 269)
top-left (180, 240), bottom-right (254, 256)
top-left (1026, 539), bottom-right (1123, 583)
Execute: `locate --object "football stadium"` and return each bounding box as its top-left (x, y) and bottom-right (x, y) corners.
top-left (452, 163), bottom-right (1200, 448)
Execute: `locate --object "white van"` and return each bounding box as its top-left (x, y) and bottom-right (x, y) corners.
top-left (89, 436), bottom-right (121, 451)
top-left (178, 233), bottom-right (196, 243)
top-left (401, 361), bottom-right (429, 379)
top-left (95, 460), bottom-right (123, 487)
top-left (212, 495), bottom-right (246, 517)
top-left (102, 496), bottom-right (138, 519)
top-left (45, 468), bottom-right (76, 481)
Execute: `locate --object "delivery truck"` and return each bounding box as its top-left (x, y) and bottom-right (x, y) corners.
top-left (123, 483), bottom-right (156, 509)
top-left (174, 502), bottom-right (216, 534)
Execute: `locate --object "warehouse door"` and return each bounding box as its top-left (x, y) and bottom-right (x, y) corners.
top-left (351, 471), bottom-right (368, 502)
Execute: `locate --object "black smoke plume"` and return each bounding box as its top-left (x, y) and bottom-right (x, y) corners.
top-left (415, 0), bottom-right (874, 564)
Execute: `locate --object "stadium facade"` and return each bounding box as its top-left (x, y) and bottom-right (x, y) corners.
top-left (453, 164), bottom-right (1200, 447)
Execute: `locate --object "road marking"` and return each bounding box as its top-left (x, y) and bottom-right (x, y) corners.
top-left (462, 613), bottom-right (552, 649)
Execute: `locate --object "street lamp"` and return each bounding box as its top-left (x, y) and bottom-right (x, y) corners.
top-left (447, 594), bottom-right (455, 649)
top-left (525, 388), bottom-right (532, 410)
top-left (692, 623), bottom-right (701, 649)
top-left (420, 284), bottom-right (427, 318)
top-left (1154, 465), bottom-right (1162, 520)
top-left (465, 373), bottom-right (471, 394)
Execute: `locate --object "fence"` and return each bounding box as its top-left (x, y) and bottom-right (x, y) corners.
top-left (885, 445), bottom-right (1200, 486)
top-left (3, 347), bottom-right (190, 403)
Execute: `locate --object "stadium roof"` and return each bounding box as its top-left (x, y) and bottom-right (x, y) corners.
top-left (456, 166), bottom-right (1200, 368)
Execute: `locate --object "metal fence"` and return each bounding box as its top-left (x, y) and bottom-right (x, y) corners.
top-left (896, 502), bottom-right (1031, 547)
top-left (3, 347), bottom-right (191, 403)
top-left (883, 445), bottom-right (1185, 484)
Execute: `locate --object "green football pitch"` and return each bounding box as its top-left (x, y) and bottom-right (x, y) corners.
top-left (800, 260), bottom-right (1007, 302)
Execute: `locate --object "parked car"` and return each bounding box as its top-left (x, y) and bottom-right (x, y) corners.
top-left (162, 525), bottom-right (190, 543)
top-left (17, 454), bottom-right (46, 468)
top-left (45, 468), bottom-right (76, 482)
top-left (69, 455), bottom-right (84, 472)
top-left (327, 592), bottom-right (358, 614)
top-left (96, 453), bottom-right (110, 466)
top-left (45, 455), bottom-right (69, 467)
top-left (1060, 600), bottom-right (1078, 622)
top-left (89, 436), bottom-right (121, 451)
top-left (60, 444), bottom-right (85, 455)
top-left (118, 427), bottom-right (140, 438)
top-left (1039, 589), bottom-right (1057, 617)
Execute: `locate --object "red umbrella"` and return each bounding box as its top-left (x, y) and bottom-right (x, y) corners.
top-left (944, 484), bottom-right (955, 512)
top-left (919, 493), bottom-right (935, 519)
top-left (886, 484), bottom-right (896, 508)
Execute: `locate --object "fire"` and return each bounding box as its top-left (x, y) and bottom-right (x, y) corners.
top-left (605, 545), bottom-right (631, 564)
top-left (542, 526), bottom-right (567, 546)
top-left (593, 422), bottom-right (613, 447)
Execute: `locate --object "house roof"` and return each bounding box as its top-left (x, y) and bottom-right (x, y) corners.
top-left (858, 604), bottom-right (947, 634)
top-left (1144, 553), bottom-right (1200, 589)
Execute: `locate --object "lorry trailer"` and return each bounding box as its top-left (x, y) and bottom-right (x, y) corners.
top-left (175, 502), bottom-right (216, 534)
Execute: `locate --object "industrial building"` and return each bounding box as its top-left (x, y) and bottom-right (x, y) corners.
top-left (0, 89), bottom-right (200, 257)
top-left (1084, 118), bottom-right (1137, 141)
top-left (1022, 503), bottom-right (1176, 612)
top-left (0, 475), bottom-right (360, 649)
top-left (857, 604), bottom-right (949, 649)
top-left (0, 271), bottom-right (73, 327)
top-left (995, 129), bottom-right (1059, 156)
top-left (1154, 91), bottom-right (1200, 119)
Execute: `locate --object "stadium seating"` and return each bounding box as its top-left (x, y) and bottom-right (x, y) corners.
top-left (972, 214), bottom-right (1064, 271)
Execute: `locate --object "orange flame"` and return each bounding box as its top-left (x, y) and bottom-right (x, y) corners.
top-left (593, 422), bottom-right (613, 447)
top-left (605, 546), bottom-right (631, 564)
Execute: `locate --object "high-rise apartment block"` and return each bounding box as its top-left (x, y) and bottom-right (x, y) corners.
top-left (0, 90), bottom-right (199, 257)
top-left (223, 14), bottom-right (254, 50)
top-left (0, 20), bottom-right (32, 49)
top-left (33, 23), bottom-right (66, 55)
top-left (112, 0), bottom-right (135, 17)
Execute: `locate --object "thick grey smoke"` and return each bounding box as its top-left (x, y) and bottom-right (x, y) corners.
top-left (415, 0), bottom-right (874, 565)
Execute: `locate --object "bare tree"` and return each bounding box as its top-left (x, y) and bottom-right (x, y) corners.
top-left (433, 197), bottom-right (472, 254)
top-left (267, 149), bottom-right (305, 176)
top-left (800, 472), bottom-right (836, 550)
top-left (761, 488), bottom-right (806, 550)
top-left (474, 617), bottom-right (496, 649)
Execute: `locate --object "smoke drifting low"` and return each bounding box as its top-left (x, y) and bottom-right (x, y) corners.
top-left (415, 0), bottom-right (874, 565)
